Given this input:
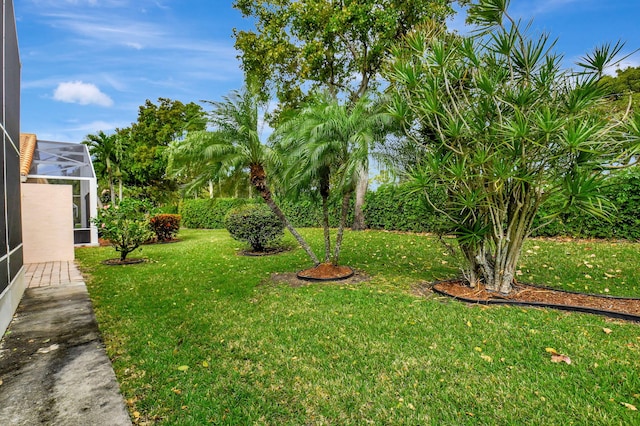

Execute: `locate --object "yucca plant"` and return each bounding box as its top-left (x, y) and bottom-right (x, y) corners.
top-left (386, 0), bottom-right (633, 294)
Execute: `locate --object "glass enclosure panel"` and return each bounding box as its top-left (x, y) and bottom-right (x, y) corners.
top-left (28, 140), bottom-right (95, 178)
top-left (47, 179), bottom-right (92, 229)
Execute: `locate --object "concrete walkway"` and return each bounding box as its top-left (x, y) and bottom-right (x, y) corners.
top-left (0, 261), bottom-right (132, 425)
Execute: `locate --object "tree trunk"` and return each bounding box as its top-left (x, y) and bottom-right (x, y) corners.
top-left (249, 163), bottom-right (320, 265)
top-left (332, 191), bottom-right (352, 266)
top-left (322, 195), bottom-right (331, 263)
top-left (320, 169), bottom-right (331, 263)
top-left (352, 167), bottom-right (368, 230)
top-left (106, 159), bottom-right (115, 205)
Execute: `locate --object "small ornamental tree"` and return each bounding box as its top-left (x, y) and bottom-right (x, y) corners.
top-left (386, 0), bottom-right (634, 294)
top-left (94, 198), bottom-right (155, 261)
top-left (225, 204), bottom-right (284, 252)
top-left (149, 214), bottom-right (181, 242)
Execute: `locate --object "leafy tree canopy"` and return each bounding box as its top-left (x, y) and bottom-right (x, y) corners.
top-left (233, 0), bottom-right (460, 118)
top-left (117, 98), bottom-right (206, 202)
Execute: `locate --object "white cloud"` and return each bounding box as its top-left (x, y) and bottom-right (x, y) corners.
top-left (53, 81), bottom-right (114, 106)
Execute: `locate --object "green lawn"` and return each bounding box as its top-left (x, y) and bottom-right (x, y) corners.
top-left (76, 229), bottom-right (640, 425)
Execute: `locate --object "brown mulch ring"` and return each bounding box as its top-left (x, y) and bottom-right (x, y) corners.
top-left (297, 263), bottom-right (354, 281)
top-left (101, 258), bottom-right (145, 266)
top-left (269, 268), bottom-right (369, 288)
top-left (426, 280), bottom-right (640, 321)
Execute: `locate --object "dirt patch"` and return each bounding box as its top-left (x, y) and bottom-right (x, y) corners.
top-left (269, 269), bottom-right (370, 288)
top-left (427, 280), bottom-right (640, 320)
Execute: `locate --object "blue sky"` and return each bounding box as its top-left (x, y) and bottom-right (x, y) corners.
top-left (15, 0), bottom-right (640, 143)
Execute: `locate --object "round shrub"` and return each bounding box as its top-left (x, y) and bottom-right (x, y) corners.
top-left (225, 204), bottom-right (284, 252)
top-left (149, 214), bottom-right (182, 242)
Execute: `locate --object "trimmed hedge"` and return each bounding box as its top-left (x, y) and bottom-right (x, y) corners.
top-left (364, 184), bottom-right (446, 233)
top-left (178, 169), bottom-right (640, 241)
top-left (532, 169), bottom-right (640, 240)
top-left (179, 198), bottom-right (257, 229)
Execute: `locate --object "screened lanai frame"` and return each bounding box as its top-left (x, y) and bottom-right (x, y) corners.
top-left (25, 140), bottom-right (98, 245)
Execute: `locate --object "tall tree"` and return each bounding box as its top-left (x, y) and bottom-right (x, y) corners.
top-left (167, 88), bottom-right (321, 265)
top-left (275, 92), bottom-right (390, 266)
top-left (233, 0), bottom-right (459, 230)
top-left (118, 98), bottom-right (206, 202)
top-left (386, 0), bottom-right (633, 294)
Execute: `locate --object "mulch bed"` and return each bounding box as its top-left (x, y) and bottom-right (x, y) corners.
top-left (297, 263), bottom-right (354, 281)
top-left (430, 280), bottom-right (640, 321)
top-left (270, 269), bottom-right (368, 288)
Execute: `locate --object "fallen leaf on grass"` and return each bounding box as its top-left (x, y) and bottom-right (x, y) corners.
top-left (177, 365), bottom-right (189, 372)
top-left (621, 402), bottom-right (637, 411)
top-left (202, 360), bottom-right (209, 368)
top-left (551, 354), bottom-right (572, 364)
top-left (603, 328), bottom-right (612, 334)
top-left (480, 354), bottom-right (493, 362)
top-left (545, 348), bottom-right (571, 364)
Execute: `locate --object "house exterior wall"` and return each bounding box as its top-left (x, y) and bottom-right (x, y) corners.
top-left (21, 184), bottom-right (74, 264)
top-left (0, 0), bottom-right (25, 338)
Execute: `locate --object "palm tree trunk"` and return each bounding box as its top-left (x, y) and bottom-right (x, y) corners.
top-left (320, 169), bottom-right (331, 263)
top-left (332, 191), bottom-right (352, 266)
top-left (322, 194), bottom-right (331, 263)
top-left (106, 158), bottom-right (115, 205)
top-left (250, 164), bottom-right (320, 266)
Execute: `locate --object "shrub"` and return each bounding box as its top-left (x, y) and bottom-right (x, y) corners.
top-left (149, 214), bottom-right (181, 242)
top-left (225, 204), bottom-right (284, 251)
top-left (364, 183), bottom-right (447, 233)
top-left (94, 198), bottom-right (155, 261)
top-left (179, 198), bottom-right (257, 229)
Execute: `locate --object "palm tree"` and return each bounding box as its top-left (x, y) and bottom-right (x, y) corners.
top-left (167, 88), bottom-right (321, 265)
top-left (275, 92), bottom-right (390, 266)
top-left (83, 131), bottom-right (124, 204)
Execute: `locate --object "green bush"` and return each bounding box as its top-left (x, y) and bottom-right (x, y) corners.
top-left (149, 214), bottom-right (181, 242)
top-left (364, 183), bottom-right (446, 233)
top-left (225, 204), bottom-right (284, 251)
top-left (532, 169), bottom-right (640, 240)
top-left (177, 169), bottom-right (640, 241)
top-left (179, 198), bottom-right (257, 229)
top-left (94, 198), bottom-right (155, 261)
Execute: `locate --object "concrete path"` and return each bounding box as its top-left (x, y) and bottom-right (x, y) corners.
top-left (0, 261), bottom-right (132, 425)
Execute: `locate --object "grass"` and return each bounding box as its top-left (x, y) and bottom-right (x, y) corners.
top-left (76, 229), bottom-right (640, 425)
